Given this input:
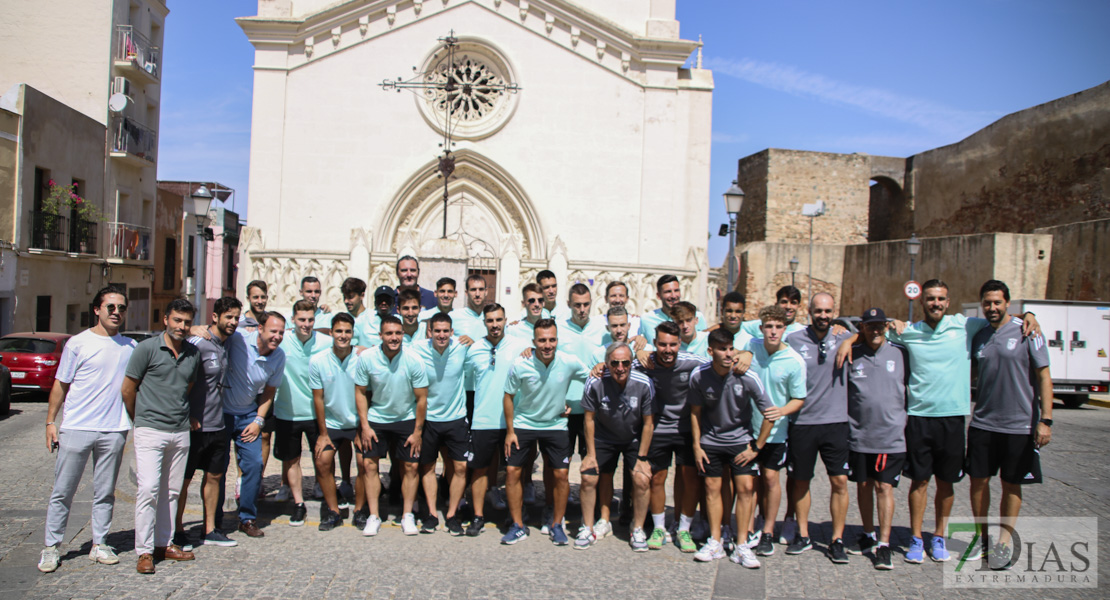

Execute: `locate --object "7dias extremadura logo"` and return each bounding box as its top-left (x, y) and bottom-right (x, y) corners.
top-left (944, 517), bottom-right (1097, 588)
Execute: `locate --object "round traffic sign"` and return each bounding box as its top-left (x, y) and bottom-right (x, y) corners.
top-left (904, 280), bottom-right (922, 300)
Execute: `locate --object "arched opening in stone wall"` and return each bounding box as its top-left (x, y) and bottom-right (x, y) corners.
top-left (868, 176), bottom-right (910, 242)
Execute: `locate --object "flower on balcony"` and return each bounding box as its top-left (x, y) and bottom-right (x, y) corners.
top-left (43, 180), bottom-right (105, 223)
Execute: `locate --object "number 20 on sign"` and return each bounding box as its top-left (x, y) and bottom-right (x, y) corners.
top-left (904, 281), bottom-right (922, 300)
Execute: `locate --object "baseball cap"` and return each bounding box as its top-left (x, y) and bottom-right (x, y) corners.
top-left (860, 307), bottom-right (887, 324)
top-left (374, 286), bottom-right (397, 302)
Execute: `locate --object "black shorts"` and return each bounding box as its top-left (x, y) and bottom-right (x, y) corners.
top-left (466, 390), bottom-right (476, 424)
top-left (904, 415), bottom-right (966, 483)
top-left (700, 445), bottom-right (760, 478)
top-left (273, 418), bottom-right (318, 461)
top-left (647, 430), bottom-right (695, 472)
top-left (848, 451), bottom-right (906, 487)
top-left (421, 418), bottom-right (470, 464)
top-left (567, 413), bottom-right (585, 457)
top-left (318, 427), bottom-right (357, 453)
top-left (787, 422), bottom-right (850, 481)
top-left (468, 429), bottom-right (505, 470)
top-left (965, 426), bottom-right (1042, 485)
top-left (754, 442), bottom-right (788, 472)
top-left (185, 429), bottom-right (229, 479)
top-left (507, 429), bottom-right (572, 469)
top-left (361, 420), bottom-right (420, 462)
top-left (586, 440), bottom-right (641, 476)
top-left (261, 411), bottom-right (278, 434)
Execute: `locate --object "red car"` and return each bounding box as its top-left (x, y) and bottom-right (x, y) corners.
top-left (0, 333), bottom-right (72, 393)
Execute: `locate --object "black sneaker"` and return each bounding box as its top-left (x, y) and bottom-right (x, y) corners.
top-left (828, 538), bottom-right (849, 564)
top-left (318, 509), bottom-right (343, 532)
top-left (875, 545), bottom-right (893, 570)
top-left (289, 503), bottom-right (307, 527)
top-left (466, 516), bottom-right (486, 537)
top-left (848, 533), bottom-right (877, 555)
top-left (446, 516), bottom-right (464, 536)
top-left (202, 530), bottom-right (238, 547)
top-left (172, 532), bottom-right (194, 552)
top-left (989, 542), bottom-right (1015, 570)
top-left (755, 532), bottom-right (775, 556)
top-left (786, 536), bottom-right (812, 555)
top-left (421, 515), bottom-right (439, 534)
top-left (352, 507), bottom-right (369, 530)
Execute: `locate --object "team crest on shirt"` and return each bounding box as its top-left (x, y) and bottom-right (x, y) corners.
top-left (798, 346), bottom-right (810, 359)
top-left (628, 396), bottom-right (639, 409)
top-left (732, 384), bottom-right (744, 396)
top-left (886, 360), bottom-right (895, 373)
top-left (1007, 338), bottom-right (1018, 350)
top-left (679, 372), bottom-right (689, 382)
top-left (852, 363), bottom-right (866, 378)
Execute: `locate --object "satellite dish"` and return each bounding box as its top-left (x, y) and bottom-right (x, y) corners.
top-left (108, 93), bottom-right (129, 113)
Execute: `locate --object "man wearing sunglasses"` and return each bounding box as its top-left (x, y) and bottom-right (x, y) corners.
top-left (575, 343), bottom-right (655, 551)
top-left (507, 283), bottom-right (547, 341)
top-left (40, 287), bottom-right (137, 574)
top-left (464, 303), bottom-right (528, 536)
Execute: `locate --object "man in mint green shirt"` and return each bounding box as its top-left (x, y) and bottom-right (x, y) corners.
top-left (501, 319), bottom-right (590, 547)
top-left (273, 299), bottom-right (333, 525)
top-left (559, 284), bottom-right (608, 462)
top-left (353, 316), bottom-right (429, 536)
top-left (286, 276), bottom-right (332, 333)
top-left (672, 301), bottom-right (710, 358)
top-left (308, 312), bottom-right (361, 531)
top-left (412, 312), bottom-right (472, 535)
top-left (740, 305), bottom-right (807, 553)
top-left (507, 283), bottom-right (546, 341)
top-left (353, 286), bottom-right (396, 348)
top-left (739, 285), bottom-right (807, 339)
top-left (638, 274), bottom-right (708, 345)
top-left (398, 289), bottom-right (428, 345)
top-left (451, 274), bottom-right (489, 423)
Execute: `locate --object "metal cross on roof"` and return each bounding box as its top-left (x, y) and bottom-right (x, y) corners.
top-left (380, 31), bottom-right (522, 237)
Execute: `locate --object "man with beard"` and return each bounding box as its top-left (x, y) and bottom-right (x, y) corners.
top-left (639, 275), bottom-right (707, 345)
top-left (354, 286), bottom-right (397, 348)
top-left (238, 280), bottom-right (269, 331)
top-left (123, 299), bottom-right (201, 574)
top-left (451, 274), bottom-right (489, 422)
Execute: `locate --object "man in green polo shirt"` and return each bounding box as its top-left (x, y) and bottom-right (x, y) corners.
top-left (273, 299), bottom-right (333, 525)
top-left (739, 286), bottom-right (807, 339)
top-left (638, 275), bottom-right (708, 345)
top-left (501, 319), bottom-right (591, 546)
top-left (450, 274), bottom-right (489, 423)
top-left (507, 283), bottom-right (546, 341)
top-left (309, 313), bottom-right (362, 532)
top-left (122, 299), bottom-right (202, 574)
top-left (354, 316), bottom-right (430, 536)
top-left (398, 289), bottom-right (428, 344)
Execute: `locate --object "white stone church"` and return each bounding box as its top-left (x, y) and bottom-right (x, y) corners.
top-left (237, 0), bottom-right (716, 316)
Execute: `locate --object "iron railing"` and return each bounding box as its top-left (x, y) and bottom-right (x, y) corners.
top-left (111, 115), bottom-right (157, 164)
top-left (30, 212), bottom-right (68, 251)
top-left (114, 24), bottom-right (160, 80)
top-left (107, 222), bottom-right (152, 261)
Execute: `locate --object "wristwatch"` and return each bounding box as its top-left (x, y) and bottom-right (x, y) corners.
top-left (749, 440), bottom-right (762, 453)
top-left (1039, 418), bottom-right (1053, 427)
top-left (638, 455), bottom-right (650, 461)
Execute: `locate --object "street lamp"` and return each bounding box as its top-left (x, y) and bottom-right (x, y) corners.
top-left (190, 184), bottom-right (215, 314)
top-left (906, 233), bottom-right (921, 322)
top-left (789, 256), bottom-right (799, 287)
top-left (723, 181), bottom-right (745, 292)
top-left (801, 200), bottom-right (826, 303)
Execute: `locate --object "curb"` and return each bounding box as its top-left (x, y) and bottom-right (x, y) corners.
top-left (1087, 397), bottom-right (1110, 409)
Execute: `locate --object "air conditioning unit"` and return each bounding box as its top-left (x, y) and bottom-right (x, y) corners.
top-left (112, 77), bottom-right (132, 97)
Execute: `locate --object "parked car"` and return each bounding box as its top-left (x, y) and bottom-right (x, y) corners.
top-left (121, 330), bottom-right (158, 343)
top-left (0, 333), bottom-right (72, 394)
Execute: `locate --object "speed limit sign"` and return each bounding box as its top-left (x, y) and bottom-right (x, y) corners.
top-left (904, 281), bottom-right (922, 300)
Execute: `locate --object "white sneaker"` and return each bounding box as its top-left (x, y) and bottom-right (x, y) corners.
top-left (745, 531), bottom-right (760, 548)
top-left (593, 518), bottom-right (612, 539)
top-left (778, 518), bottom-right (797, 545)
top-left (694, 538), bottom-right (726, 562)
top-left (731, 544), bottom-right (761, 568)
top-left (523, 483), bottom-right (536, 505)
top-left (274, 485), bottom-right (291, 502)
top-left (38, 546), bottom-right (60, 573)
top-left (362, 515), bottom-right (382, 537)
top-left (574, 526), bottom-right (596, 550)
top-left (539, 506), bottom-right (554, 535)
top-left (312, 482), bottom-right (324, 499)
top-left (89, 544), bottom-right (119, 565)
top-left (401, 512), bottom-right (419, 536)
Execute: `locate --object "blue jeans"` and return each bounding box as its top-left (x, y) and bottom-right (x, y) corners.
top-left (224, 412), bottom-right (263, 522)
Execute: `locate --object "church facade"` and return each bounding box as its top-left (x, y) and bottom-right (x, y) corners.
top-left (237, 0), bottom-right (715, 316)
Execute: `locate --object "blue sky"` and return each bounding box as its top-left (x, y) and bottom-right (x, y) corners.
top-left (156, 0), bottom-right (1110, 265)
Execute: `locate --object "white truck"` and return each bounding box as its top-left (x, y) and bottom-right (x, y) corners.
top-left (962, 300), bottom-right (1110, 407)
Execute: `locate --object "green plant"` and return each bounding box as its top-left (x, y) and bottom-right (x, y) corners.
top-left (43, 180), bottom-right (105, 223)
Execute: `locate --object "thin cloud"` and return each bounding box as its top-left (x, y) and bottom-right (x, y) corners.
top-left (712, 131), bottom-right (750, 144)
top-left (705, 57), bottom-right (999, 137)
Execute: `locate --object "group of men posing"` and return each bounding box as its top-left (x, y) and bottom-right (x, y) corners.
top-left (38, 254), bottom-right (1054, 575)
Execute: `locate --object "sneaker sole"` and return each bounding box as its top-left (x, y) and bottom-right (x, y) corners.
top-left (756, 546), bottom-right (775, 556)
top-left (929, 554), bottom-right (951, 562)
top-left (289, 521), bottom-right (305, 527)
top-left (37, 564), bottom-right (59, 573)
top-left (501, 536), bottom-right (527, 545)
top-left (363, 530), bottom-right (380, 537)
top-left (875, 563), bottom-right (894, 571)
top-left (679, 546), bottom-right (697, 553)
top-left (203, 539), bottom-right (238, 547)
top-left (573, 543), bottom-right (592, 550)
top-left (403, 530), bottom-right (419, 536)
top-left (829, 556), bottom-right (849, 564)
top-left (904, 556), bottom-right (924, 564)
top-left (694, 554), bottom-right (724, 562)
top-left (785, 547), bottom-right (810, 555)
top-left (92, 557), bottom-right (120, 565)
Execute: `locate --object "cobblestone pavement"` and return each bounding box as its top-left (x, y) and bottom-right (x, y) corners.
top-left (1, 395), bottom-right (1107, 599)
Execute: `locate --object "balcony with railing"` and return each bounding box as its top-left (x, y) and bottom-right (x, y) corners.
top-left (69, 218), bottom-right (99, 254)
top-left (107, 222), bottom-right (152, 262)
top-left (110, 115), bottom-right (157, 167)
top-left (30, 212), bottom-right (68, 252)
top-left (114, 24), bottom-right (160, 83)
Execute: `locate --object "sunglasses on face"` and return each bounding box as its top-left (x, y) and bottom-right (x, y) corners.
top-left (608, 360), bottom-right (632, 368)
top-left (525, 298), bottom-right (544, 305)
top-left (104, 304), bottom-right (127, 314)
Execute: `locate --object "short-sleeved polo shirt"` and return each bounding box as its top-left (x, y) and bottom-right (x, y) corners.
top-left (745, 339), bottom-right (807, 444)
top-left (639, 308), bottom-right (708, 345)
top-left (787, 327), bottom-right (852, 425)
top-left (274, 331), bottom-right (333, 422)
top-left (286, 307), bottom-right (329, 330)
top-left (680, 331), bottom-right (710, 358)
top-left (640, 352), bottom-right (709, 434)
top-left (412, 338), bottom-right (469, 423)
top-left (504, 351), bottom-right (589, 431)
top-left (466, 335), bottom-right (529, 430)
top-left (187, 334), bottom-right (229, 432)
top-left (353, 311), bottom-right (382, 348)
top-left (402, 321), bottom-right (427, 345)
top-left (308, 349), bottom-right (360, 430)
top-left (506, 319), bottom-right (538, 342)
top-left (354, 346), bottom-right (429, 423)
top-left (887, 313), bottom-right (990, 417)
top-left (125, 335), bottom-right (201, 432)
top-left (581, 372), bottom-right (655, 445)
top-left (450, 306), bottom-right (487, 390)
top-left (558, 318), bottom-right (608, 413)
top-left (970, 318), bottom-right (1050, 434)
top-left (222, 330), bottom-right (286, 416)
top-left (848, 341), bottom-right (910, 453)
top-left (688, 364), bottom-right (773, 448)
top-left (740, 319), bottom-right (805, 339)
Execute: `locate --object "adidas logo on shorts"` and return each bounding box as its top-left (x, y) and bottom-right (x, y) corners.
top-left (1024, 472), bottom-right (1035, 480)
top-left (843, 462), bottom-right (849, 470)
top-left (563, 457), bottom-right (570, 464)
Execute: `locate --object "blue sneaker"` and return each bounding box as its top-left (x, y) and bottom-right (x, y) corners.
top-left (930, 535), bottom-right (951, 562)
top-left (501, 523), bottom-right (528, 545)
top-left (905, 536), bottom-right (925, 563)
top-left (550, 523), bottom-right (569, 546)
